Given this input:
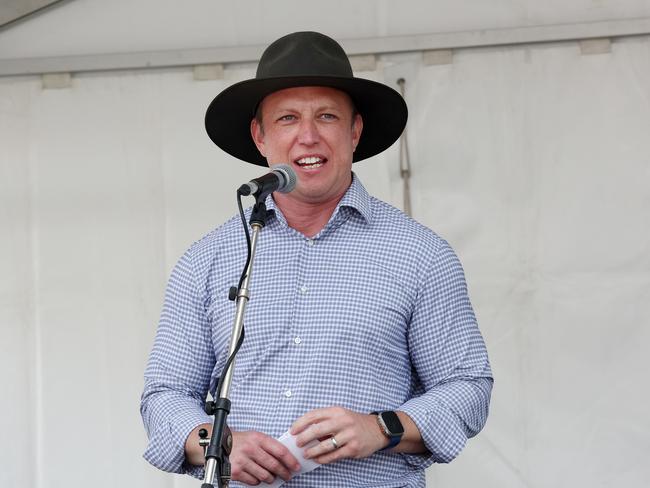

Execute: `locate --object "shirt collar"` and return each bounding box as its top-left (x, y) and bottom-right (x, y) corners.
top-left (336, 173), bottom-right (372, 224)
top-left (265, 172), bottom-right (372, 227)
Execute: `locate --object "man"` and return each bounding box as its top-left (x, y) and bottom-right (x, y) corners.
top-left (141, 32), bottom-right (493, 487)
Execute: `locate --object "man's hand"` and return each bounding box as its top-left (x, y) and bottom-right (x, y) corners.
top-left (290, 407), bottom-right (389, 464)
top-left (230, 431), bottom-right (301, 485)
top-left (185, 425), bottom-right (301, 485)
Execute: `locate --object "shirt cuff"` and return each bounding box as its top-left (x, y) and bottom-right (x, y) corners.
top-left (398, 394), bottom-right (468, 469)
top-left (143, 406), bottom-right (213, 474)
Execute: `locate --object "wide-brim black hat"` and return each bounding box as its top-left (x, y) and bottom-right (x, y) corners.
top-left (205, 31), bottom-right (408, 167)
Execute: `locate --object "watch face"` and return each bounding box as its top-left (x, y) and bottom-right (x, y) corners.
top-left (381, 411), bottom-right (404, 435)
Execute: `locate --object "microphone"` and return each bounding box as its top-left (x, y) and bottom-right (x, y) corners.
top-left (238, 164), bottom-right (297, 196)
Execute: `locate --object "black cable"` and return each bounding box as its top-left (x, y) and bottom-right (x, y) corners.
top-left (214, 326), bottom-right (244, 398)
top-left (214, 190), bottom-right (252, 399)
top-left (236, 190), bottom-right (252, 291)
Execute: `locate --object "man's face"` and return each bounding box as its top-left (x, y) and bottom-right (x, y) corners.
top-left (250, 86), bottom-right (363, 206)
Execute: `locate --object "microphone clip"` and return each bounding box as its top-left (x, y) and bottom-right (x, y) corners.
top-left (249, 199), bottom-right (270, 228)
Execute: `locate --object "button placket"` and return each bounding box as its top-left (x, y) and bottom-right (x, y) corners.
top-left (284, 235), bottom-right (316, 407)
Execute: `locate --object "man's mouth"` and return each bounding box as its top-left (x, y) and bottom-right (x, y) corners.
top-left (295, 156), bottom-right (326, 169)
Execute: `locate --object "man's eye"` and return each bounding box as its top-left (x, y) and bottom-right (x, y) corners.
top-left (320, 113), bottom-right (338, 120)
top-left (278, 114), bottom-right (296, 122)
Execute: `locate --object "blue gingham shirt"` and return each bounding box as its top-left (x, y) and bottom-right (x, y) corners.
top-left (141, 175), bottom-right (493, 487)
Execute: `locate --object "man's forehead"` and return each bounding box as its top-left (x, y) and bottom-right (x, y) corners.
top-left (259, 86), bottom-right (355, 111)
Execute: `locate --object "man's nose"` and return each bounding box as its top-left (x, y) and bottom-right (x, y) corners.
top-left (297, 118), bottom-right (320, 145)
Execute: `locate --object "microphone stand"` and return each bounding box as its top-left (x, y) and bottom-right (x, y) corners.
top-left (200, 194), bottom-right (271, 488)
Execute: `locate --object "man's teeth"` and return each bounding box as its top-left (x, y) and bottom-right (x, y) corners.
top-left (296, 157), bottom-right (323, 168)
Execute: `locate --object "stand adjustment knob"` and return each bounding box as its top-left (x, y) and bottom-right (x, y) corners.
top-left (205, 401), bottom-right (217, 415)
top-left (198, 428), bottom-right (210, 449)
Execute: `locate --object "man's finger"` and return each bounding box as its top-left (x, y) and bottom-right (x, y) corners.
top-left (260, 437), bottom-right (301, 472)
top-left (255, 447), bottom-right (294, 481)
top-left (245, 461), bottom-right (275, 484)
top-left (235, 471), bottom-right (261, 486)
top-left (290, 407), bottom-right (332, 435)
top-left (233, 458), bottom-right (273, 485)
top-left (295, 419), bottom-right (337, 448)
top-left (313, 447), bottom-right (345, 465)
top-left (304, 430), bottom-right (350, 460)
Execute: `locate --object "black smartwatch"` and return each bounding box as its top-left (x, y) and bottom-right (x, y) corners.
top-left (371, 411), bottom-right (404, 450)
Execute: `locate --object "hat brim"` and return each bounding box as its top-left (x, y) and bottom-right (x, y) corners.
top-left (205, 75), bottom-right (408, 167)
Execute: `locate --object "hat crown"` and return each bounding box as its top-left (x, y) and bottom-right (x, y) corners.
top-left (256, 31), bottom-right (353, 79)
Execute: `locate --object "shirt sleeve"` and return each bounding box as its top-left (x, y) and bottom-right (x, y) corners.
top-left (140, 247), bottom-right (215, 475)
top-left (398, 239), bottom-right (493, 468)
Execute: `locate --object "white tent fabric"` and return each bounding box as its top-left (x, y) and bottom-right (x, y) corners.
top-left (1, 3), bottom-right (649, 488)
top-left (1, 0), bottom-right (649, 59)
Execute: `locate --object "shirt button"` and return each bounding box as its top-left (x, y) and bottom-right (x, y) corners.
top-left (299, 285), bottom-right (308, 294)
top-left (284, 389), bottom-right (292, 398)
top-left (307, 239), bottom-right (315, 246)
top-left (293, 337), bottom-right (302, 345)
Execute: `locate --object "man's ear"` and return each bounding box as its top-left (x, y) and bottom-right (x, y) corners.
top-left (352, 113), bottom-right (363, 152)
top-left (250, 118), bottom-right (266, 157)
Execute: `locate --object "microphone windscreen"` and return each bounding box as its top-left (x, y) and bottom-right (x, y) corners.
top-left (272, 164), bottom-right (297, 193)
